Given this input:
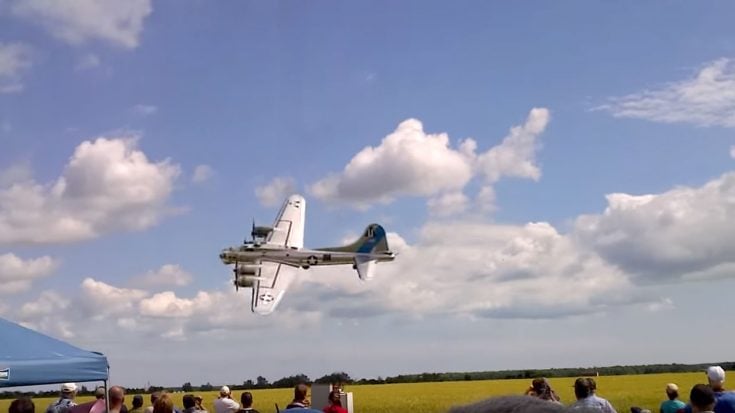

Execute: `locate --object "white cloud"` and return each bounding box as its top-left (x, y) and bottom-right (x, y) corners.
top-left (9, 0), bottom-right (153, 49)
top-left (0, 253), bottom-right (58, 294)
top-left (308, 108), bottom-right (550, 212)
top-left (0, 42), bottom-right (32, 94)
top-left (131, 264), bottom-right (193, 287)
top-left (0, 162), bottom-right (33, 187)
top-left (309, 119), bottom-right (474, 206)
top-left (730, 145), bottom-right (735, 159)
top-left (17, 291), bottom-right (73, 338)
top-left (79, 277), bottom-right (148, 318)
top-left (575, 172), bottom-right (735, 281)
top-left (0, 135), bottom-right (181, 245)
top-left (474, 108), bottom-right (550, 183)
top-left (597, 58), bottom-right (735, 127)
top-left (131, 104), bottom-right (157, 116)
top-left (295, 222), bottom-right (637, 319)
top-left (427, 192), bottom-right (469, 216)
top-left (75, 53), bottom-right (101, 71)
top-left (255, 177), bottom-right (297, 207)
top-left (191, 164), bottom-right (214, 184)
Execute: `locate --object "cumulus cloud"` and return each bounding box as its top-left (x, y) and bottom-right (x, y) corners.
top-left (131, 104), bottom-right (157, 116)
top-left (291, 223), bottom-right (639, 320)
top-left (12, 276), bottom-right (321, 341)
top-left (474, 108), bottom-right (550, 183)
top-left (0, 42), bottom-right (33, 93)
top-left (255, 177), bottom-right (297, 207)
top-left (575, 172), bottom-right (735, 281)
top-left (597, 58), bottom-right (735, 127)
top-left (0, 135), bottom-right (181, 245)
top-left (0, 253), bottom-right (58, 294)
top-left (191, 164), bottom-right (214, 184)
top-left (131, 264), bottom-right (193, 287)
top-left (9, 0), bottom-right (153, 49)
top-left (17, 291), bottom-right (73, 338)
top-left (308, 108), bottom-right (550, 212)
top-left (427, 192), bottom-right (469, 216)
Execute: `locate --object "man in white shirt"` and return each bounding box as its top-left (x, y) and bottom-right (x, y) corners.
top-left (214, 386), bottom-right (240, 413)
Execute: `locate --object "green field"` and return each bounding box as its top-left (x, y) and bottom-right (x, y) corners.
top-left (0, 372), bottom-right (715, 413)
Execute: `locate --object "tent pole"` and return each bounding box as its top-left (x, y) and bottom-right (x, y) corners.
top-left (104, 380), bottom-right (110, 413)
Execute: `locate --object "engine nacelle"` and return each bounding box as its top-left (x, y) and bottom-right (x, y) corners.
top-left (235, 265), bottom-right (259, 276)
top-left (235, 275), bottom-right (258, 288)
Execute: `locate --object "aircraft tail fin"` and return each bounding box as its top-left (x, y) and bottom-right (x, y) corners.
top-left (321, 224), bottom-right (389, 254)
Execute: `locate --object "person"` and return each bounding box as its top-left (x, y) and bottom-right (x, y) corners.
top-left (214, 386), bottom-right (240, 413)
top-left (46, 383), bottom-right (78, 413)
top-left (570, 378), bottom-right (617, 413)
top-left (690, 384), bottom-right (716, 413)
top-left (182, 395), bottom-right (198, 413)
top-left (525, 378), bottom-right (561, 403)
top-left (236, 392), bottom-right (259, 413)
top-left (144, 393), bottom-right (162, 413)
top-left (286, 384), bottom-right (311, 409)
top-left (706, 366), bottom-right (735, 413)
top-left (108, 386), bottom-right (126, 413)
top-left (322, 390), bottom-right (347, 413)
top-left (89, 387), bottom-right (107, 413)
top-left (153, 393), bottom-right (174, 413)
top-left (10, 397), bottom-right (35, 413)
top-left (661, 383), bottom-right (686, 413)
top-left (194, 397), bottom-right (205, 412)
top-left (129, 396), bottom-right (145, 413)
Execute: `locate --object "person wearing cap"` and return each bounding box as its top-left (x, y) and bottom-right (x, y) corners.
top-left (661, 383), bottom-right (686, 413)
top-left (570, 377), bottom-right (617, 413)
top-left (89, 387), bottom-right (107, 413)
top-left (214, 386), bottom-right (240, 413)
top-left (46, 383), bottom-right (78, 413)
top-left (706, 366), bottom-right (735, 413)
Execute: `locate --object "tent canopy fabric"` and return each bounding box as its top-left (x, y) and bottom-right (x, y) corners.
top-left (0, 317), bottom-right (108, 387)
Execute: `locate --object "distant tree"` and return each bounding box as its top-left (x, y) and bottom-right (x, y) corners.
top-left (315, 372), bottom-right (353, 385)
top-left (242, 380), bottom-right (254, 389)
top-left (182, 382), bottom-right (193, 392)
top-left (272, 374), bottom-right (310, 388)
top-left (255, 376), bottom-right (269, 388)
top-left (200, 382), bottom-right (214, 391)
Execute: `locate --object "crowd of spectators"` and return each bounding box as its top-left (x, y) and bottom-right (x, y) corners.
top-left (5, 365), bottom-right (735, 413)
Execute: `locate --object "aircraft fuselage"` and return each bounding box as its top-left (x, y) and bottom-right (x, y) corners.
top-left (219, 244), bottom-right (395, 269)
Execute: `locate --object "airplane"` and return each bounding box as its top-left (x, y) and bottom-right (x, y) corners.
top-left (218, 194), bottom-right (396, 314)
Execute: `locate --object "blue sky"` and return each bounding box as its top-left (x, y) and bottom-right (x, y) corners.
top-left (1, 1), bottom-right (735, 388)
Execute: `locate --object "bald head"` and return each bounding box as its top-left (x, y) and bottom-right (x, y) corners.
top-left (109, 386), bottom-right (125, 409)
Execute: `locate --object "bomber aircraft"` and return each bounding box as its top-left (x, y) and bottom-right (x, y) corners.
top-left (219, 194), bottom-right (396, 314)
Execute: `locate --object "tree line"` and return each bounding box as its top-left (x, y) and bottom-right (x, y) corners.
top-left (2, 362), bottom-right (733, 399)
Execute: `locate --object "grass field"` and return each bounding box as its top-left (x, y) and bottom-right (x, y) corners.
top-left (0, 372), bottom-right (717, 413)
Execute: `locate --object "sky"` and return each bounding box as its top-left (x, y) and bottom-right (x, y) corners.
top-left (1, 1), bottom-right (735, 389)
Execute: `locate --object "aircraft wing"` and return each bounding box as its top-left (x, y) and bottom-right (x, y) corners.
top-left (251, 262), bottom-right (297, 315)
top-left (266, 194), bottom-right (305, 249)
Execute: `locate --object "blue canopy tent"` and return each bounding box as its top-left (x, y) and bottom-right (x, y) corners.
top-left (0, 317), bottom-right (109, 388)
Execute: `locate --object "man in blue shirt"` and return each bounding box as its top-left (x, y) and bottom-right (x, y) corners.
top-left (706, 366), bottom-right (735, 413)
top-left (570, 378), bottom-right (617, 413)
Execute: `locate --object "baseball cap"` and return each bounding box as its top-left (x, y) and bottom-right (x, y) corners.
top-left (666, 383), bottom-right (679, 392)
top-left (220, 386), bottom-right (230, 394)
top-left (61, 383), bottom-right (77, 393)
top-left (707, 366), bottom-right (726, 382)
